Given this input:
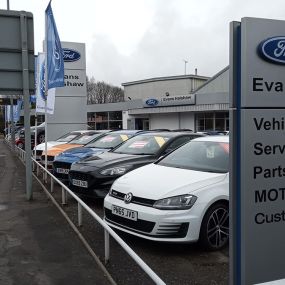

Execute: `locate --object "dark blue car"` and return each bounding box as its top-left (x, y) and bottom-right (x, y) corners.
top-left (52, 130), bottom-right (142, 181)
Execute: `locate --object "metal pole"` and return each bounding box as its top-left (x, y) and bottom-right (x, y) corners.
top-left (7, 0), bottom-right (9, 10)
top-left (20, 12), bottom-right (33, 200)
top-left (183, 59), bottom-right (188, 75)
top-left (78, 203), bottom-right (82, 226)
top-left (44, 13), bottom-right (48, 182)
top-left (9, 98), bottom-right (15, 151)
top-left (104, 230), bottom-right (110, 264)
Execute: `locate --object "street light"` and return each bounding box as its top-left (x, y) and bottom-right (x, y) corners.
top-left (183, 59), bottom-right (188, 75)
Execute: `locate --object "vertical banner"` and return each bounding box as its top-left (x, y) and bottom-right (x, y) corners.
top-left (35, 53), bottom-right (56, 114)
top-left (45, 1), bottom-right (64, 90)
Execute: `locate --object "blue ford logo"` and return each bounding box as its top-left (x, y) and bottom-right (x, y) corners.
top-left (258, 36), bottom-right (285, 64)
top-left (63, 48), bottom-right (81, 62)
top-left (53, 40), bottom-right (62, 71)
top-left (40, 62), bottom-right (46, 100)
top-left (145, 99), bottom-right (159, 106)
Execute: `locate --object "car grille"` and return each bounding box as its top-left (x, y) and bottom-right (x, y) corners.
top-left (35, 150), bottom-right (43, 156)
top-left (105, 208), bottom-right (189, 238)
top-left (69, 171), bottom-right (91, 182)
top-left (110, 189), bottom-right (156, 207)
top-left (41, 155), bottom-right (54, 162)
top-left (155, 223), bottom-right (189, 238)
top-left (104, 208), bottom-right (155, 233)
top-left (53, 161), bottom-right (72, 169)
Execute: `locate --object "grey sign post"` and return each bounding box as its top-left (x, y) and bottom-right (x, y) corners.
top-left (230, 17), bottom-right (285, 284)
top-left (0, 9), bottom-right (34, 200)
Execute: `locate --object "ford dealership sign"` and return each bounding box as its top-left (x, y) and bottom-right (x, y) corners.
top-left (258, 36), bottom-right (285, 64)
top-left (63, 48), bottom-right (81, 62)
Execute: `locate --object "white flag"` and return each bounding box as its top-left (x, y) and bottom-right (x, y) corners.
top-left (35, 53), bottom-right (56, 114)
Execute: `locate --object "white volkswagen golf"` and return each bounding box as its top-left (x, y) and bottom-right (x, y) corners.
top-left (104, 136), bottom-right (229, 250)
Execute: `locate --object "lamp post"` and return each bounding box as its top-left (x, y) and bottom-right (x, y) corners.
top-left (7, 0), bottom-right (9, 10)
top-left (183, 59), bottom-right (188, 75)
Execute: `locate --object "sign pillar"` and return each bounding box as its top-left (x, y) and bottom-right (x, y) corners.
top-left (21, 12), bottom-right (32, 200)
top-left (230, 17), bottom-right (285, 284)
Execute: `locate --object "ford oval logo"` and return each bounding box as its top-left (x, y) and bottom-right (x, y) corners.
top-left (63, 48), bottom-right (81, 62)
top-left (40, 61), bottom-right (46, 100)
top-left (258, 36), bottom-right (285, 64)
top-left (145, 99), bottom-right (159, 106)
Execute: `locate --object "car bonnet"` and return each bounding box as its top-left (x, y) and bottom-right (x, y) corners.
top-left (112, 163), bottom-right (227, 200)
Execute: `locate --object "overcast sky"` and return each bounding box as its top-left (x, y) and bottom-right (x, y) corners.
top-left (1, 0), bottom-right (285, 86)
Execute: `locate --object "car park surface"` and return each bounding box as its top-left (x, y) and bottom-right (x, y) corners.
top-left (53, 130), bottom-right (143, 181)
top-left (104, 135), bottom-right (229, 250)
top-left (69, 132), bottom-right (204, 199)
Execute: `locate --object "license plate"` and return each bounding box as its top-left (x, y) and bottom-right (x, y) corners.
top-left (111, 205), bottom-right (138, 221)
top-left (72, 179), bottom-right (88, 188)
top-left (56, 168), bottom-right (69, 174)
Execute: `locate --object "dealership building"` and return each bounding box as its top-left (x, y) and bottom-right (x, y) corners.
top-left (87, 66), bottom-right (229, 132)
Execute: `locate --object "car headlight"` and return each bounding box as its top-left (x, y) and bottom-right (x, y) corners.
top-left (100, 165), bottom-right (132, 176)
top-left (153, 194), bottom-right (197, 210)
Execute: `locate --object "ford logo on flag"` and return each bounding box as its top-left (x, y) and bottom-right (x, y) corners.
top-left (40, 62), bottom-right (46, 100)
top-left (145, 99), bottom-right (159, 106)
top-left (63, 48), bottom-right (81, 62)
top-left (258, 36), bottom-right (285, 64)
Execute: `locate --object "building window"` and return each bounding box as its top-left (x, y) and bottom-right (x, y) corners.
top-left (195, 112), bottom-right (229, 132)
top-left (87, 111), bottom-right (123, 130)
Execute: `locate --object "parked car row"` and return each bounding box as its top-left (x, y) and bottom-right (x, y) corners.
top-left (33, 128), bottom-right (229, 250)
top-left (6, 122), bottom-right (46, 149)
top-left (104, 135), bottom-right (229, 250)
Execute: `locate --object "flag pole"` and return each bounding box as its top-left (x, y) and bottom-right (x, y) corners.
top-left (44, 11), bottom-right (48, 182)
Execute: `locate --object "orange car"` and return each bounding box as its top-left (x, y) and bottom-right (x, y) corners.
top-left (41, 130), bottom-right (109, 169)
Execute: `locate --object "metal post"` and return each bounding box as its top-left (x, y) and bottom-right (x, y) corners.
top-left (50, 176), bottom-right (54, 193)
top-left (10, 98), bottom-right (15, 151)
top-left (20, 12), bottom-right (33, 200)
top-left (78, 203), bottom-right (82, 226)
top-left (104, 230), bottom-right (110, 264)
top-left (6, 0), bottom-right (9, 10)
top-left (61, 186), bottom-right (66, 205)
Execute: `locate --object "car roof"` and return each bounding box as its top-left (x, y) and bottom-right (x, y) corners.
top-left (108, 129), bottom-right (142, 134)
top-left (191, 135), bottom-right (229, 143)
top-left (135, 131), bottom-right (205, 137)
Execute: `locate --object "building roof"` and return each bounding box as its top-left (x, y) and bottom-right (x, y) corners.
top-left (122, 74), bottom-right (210, 87)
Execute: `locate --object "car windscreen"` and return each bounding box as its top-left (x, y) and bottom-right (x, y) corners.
top-left (69, 133), bottom-right (104, 145)
top-left (113, 134), bottom-right (170, 155)
top-left (56, 132), bottom-right (80, 142)
top-left (86, 133), bottom-right (130, 149)
top-left (158, 141), bottom-right (229, 173)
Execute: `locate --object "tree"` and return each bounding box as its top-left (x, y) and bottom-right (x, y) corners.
top-left (87, 77), bottom-right (124, 104)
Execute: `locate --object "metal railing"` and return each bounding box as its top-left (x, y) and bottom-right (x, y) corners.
top-left (5, 138), bottom-right (166, 285)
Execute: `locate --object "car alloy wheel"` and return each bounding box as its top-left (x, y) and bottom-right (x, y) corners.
top-left (200, 202), bottom-right (229, 250)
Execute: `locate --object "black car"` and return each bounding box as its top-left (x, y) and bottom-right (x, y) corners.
top-left (69, 132), bottom-right (204, 198)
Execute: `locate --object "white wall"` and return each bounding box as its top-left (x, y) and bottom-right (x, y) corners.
top-left (180, 112), bottom-right (195, 131)
top-left (46, 42), bottom-right (87, 140)
top-left (150, 113), bottom-right (179, 130)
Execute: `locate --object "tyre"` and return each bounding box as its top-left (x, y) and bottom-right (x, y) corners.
top-left (37, 133), bottom-right (45, 144)
top-left (199, 202), bottom-right (229, 251)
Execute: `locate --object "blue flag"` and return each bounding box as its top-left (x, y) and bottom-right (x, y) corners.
top-left (45, 1), bottom-right (64, 90)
